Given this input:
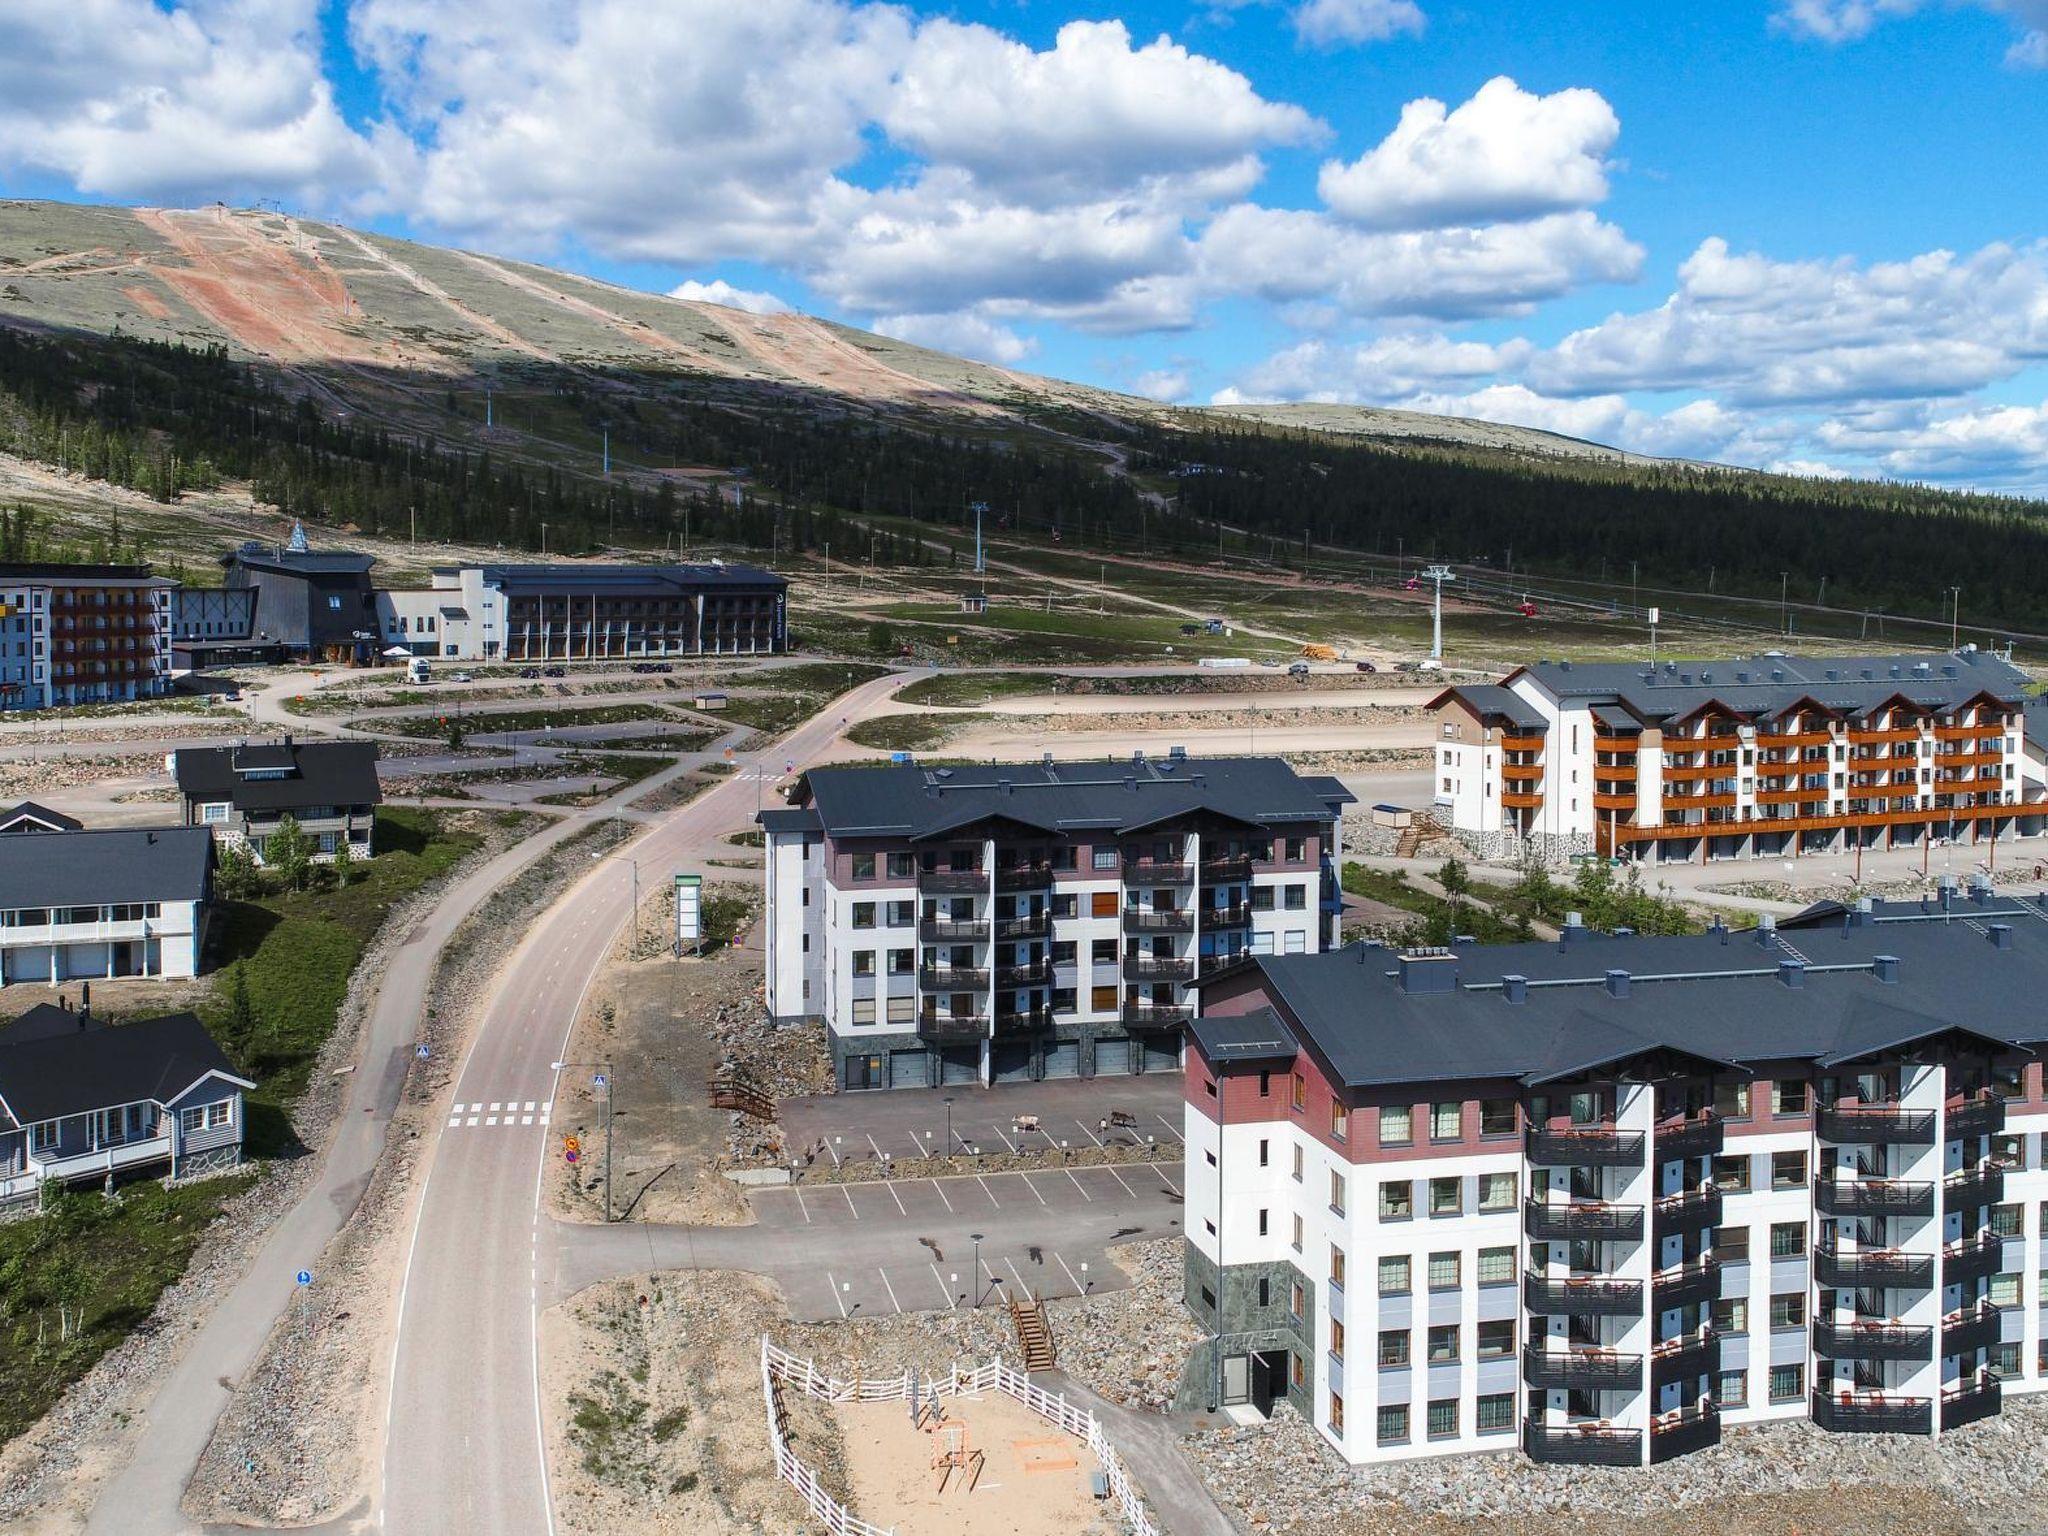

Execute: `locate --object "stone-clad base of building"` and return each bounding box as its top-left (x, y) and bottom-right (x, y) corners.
top-left (1452, 827), bottom-right (1593, 866)
top-left (828, 1022), bottom-right (1182, 1090)
top-left (1181, 1243), bottom-right (1315, 1416)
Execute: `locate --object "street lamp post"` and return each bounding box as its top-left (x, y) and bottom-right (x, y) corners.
top-left (553, 1057), bottom-right (615, 1221)
top-left (971, 1231), bottom-right (986, 1307)
top-left (944, 1095), bottom-right (956, 1158)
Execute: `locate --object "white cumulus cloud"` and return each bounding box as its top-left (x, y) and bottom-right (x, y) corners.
top-left (871, 310), bottom-right (1037, 365)
top-left (668, 279), bottom-right (793, 314)
top-left (1292, 0), bottom-right (1427, 47)
top-left (1772, 0), bottom-right (2048, 66)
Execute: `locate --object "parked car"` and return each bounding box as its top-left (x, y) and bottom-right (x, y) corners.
top-left (1286, 661), bottom-right (1311, 678)
top-left (651, 662), bottom-right (675, 674)
top-left (451, 671), bottom-right (474, 684)
top-left (1354, 660), bottom-right (1377, 674)
top-left (519, 667), bottom-right (541, 680)
top-left (542, 665), bottom-right (567, 679)
top-left (222, 689), bottom-right (242, 703)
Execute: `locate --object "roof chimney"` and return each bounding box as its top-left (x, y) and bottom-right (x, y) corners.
top-left (1605, 969), bottom-right (1631, 998)
top-left (1873, 954), bottom-right (1900, 984)
top-left (1778, 958), bottom-right (1806, 988)
top-left (1755, 913), bottom-right (1777, 946)
top-left (1502, 974), bottom-right (1528, 1004)
top-left (1396, 950), bottom-right (1459, 995)
top-left (1989, 923), bottom-right (2014, 950)
top-left (1560, 911), bottom-right (1588, 945)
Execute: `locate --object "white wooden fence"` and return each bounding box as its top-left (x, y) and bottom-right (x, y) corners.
top-left (760, 1339), bottom-right (1160, 1536)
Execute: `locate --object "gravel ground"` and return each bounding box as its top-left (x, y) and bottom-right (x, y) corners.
top-left (1189, 1392), bottom-right (2048, 1536)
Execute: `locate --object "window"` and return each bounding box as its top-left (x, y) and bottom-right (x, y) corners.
top-left (1292, 1144), bottom-right (1304, 1182)
top-left (1092, 848), bottom-right (1119, 871)
top-left (1768, 1363), bottom-right (1804, 1403)
top-left (179, 1101), bottom-right (232, 1134)
top-left (1257, 1209), bottom-right (1269, 1237)
top-left (1051, 940), bottom-right (1077, 965)
top-left (1427, 1250), bottom-right (1460, 1290)
top-left (1250, 886), bottom-right (1275, 912)
top-left (1329, 1170), bottom-right (1346, 1215)
top-left (1376, 1405), bottom-right (1408, 1444)
top-left (1331, 1247), bottom-right (1348, 1288)
top-left (1051, 894), bottom-right (1078, 920)
top-left (1329, 1101), bottom-right (1349, 1141)
top-left (1715, 1369), bottom-right (1747, 1407)
top-left (885, 901), bottom-right (914, 927)
top-left (1711, 1154), bottom-right (1751, 1192)
top-left (1430, 1101), bottom-right (1462, 1141)
top-left (1380, 1104), bottom-right (1412, 1145)
top-left (888, 948), bottom-right (914, 975)
top-left (1284, 929), bottom-right (1307, 955)
top-left (1769, 1292), bottom-right (1806, 1330)
top-left (886, 997), bottom-right (914, 1024)
top-left (1479, 1098), bottom-right (1517, 1136)
top-left (1991, 1203), bottom-right (2023, 1238)
top-left (1713, 1224), bottom-right (1750, 1262)
top-left (1091, 891), bottom-right (1119, 918)
top-left (1258, 1071), bottom-right (1272, 1099)
top-left (1992, 1134), bottom-right (2024, 1170)
top-left (852, 952), bottom-right (876, 977)
top-left (1426, 1324), bottom-right (1459, 1363)
top-left (1329, 1391), bottom-right (1344, 1435)
top-left (1771, 1150), bottom-right (1807, 1189)
top-left (1769, 1221), bottom-right (1804, 1259)
top-left (1284, 884), bottom-right (1307, 911)
top-left (1286, 836), bottom-right (1305, 863)
top-left (1376, 1253), bottom-right (1408, 1294)
top-left (1477, 1319), bottom-right (1514, 1360)
top-left (1479, 1171), bottom-right (1517, 1212)
top-left (1290, 1281), bottom-right (1306, 1319)
top-left (1091, 985), bottom-right (1117, 1012)
top-left (1772, 1079), bottom-right (1809, 1115)
top-left (1291, 1214), bottom-right (1303, 1252)
top-left (851, 853), bottom-right (876, 880)
top-left (1990, 1341), bottom-right (2021, 1380)
top-left (1377, 1328), bottom-right (1409, 1366)
top-left (850, 998), bottom-right (876, 1025)
top-left (200, 801), bottom-right (230, 824)
top-left (1329, 1318), bottom-right (1346, 1361)
top-left (886, 852), bottom-right (915, 879)
top-left (1990, 1271), bottom-right (2021, 1308)
top-left (1091, 937), bottom-right (1117, 965)
top-left (1291, 1073), bottom-right (1307, 1112)
top-left (851, 902), bottom-right (876, 929)
top-left (1477, 1246), bottom-right (1515, 1285)
top-left (1379, 1179), bottom-right (1413, 1220)
top-left (30, 1121), bottom-right (57, 1153)
top-left (1429, 1176), bottom-right (1461, 1217)
top-left (1714, 1080), bottom-right (1752, 1120)
top-left (1258, 1137), bottom-right (1270, 1166)
top-left (1476, 1393), bottom-right (1514, 1433)
top-left (1426, 1399), bottom-right (1457, 1439)
top-left (1712, 1297), bottom-right (1748, 1334)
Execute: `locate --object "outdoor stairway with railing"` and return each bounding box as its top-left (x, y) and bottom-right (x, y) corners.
top-left (709, 1064), bottom-right (775, 1122)
top-left (1010, 1292), bottom-right (1056, 1372)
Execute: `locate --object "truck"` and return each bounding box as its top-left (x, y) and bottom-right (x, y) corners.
top-left (406, 656), bottom-right (433, 684)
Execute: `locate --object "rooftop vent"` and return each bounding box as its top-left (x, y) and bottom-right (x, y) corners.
top-left (1560, 911), bottom-right (1589, 946)
top-left (1861, 668), bottom-right (1874, 680)
top-left (997, 778), bottom-right (1013, 795)
top-left (1169, 744), bottom-right (1187, 759)
top-left (1826, 668), bottom-right (1839, 681)
top-left (1771, 668), bottom-right (1786, 682)
top-left (1942, 664), bottom-right (1958, 677)
top-left (1605, 969), bottom-right (1631, 998)
top-left (1778, 958), bottom-right (1806, 988)
top-left (1397, 950), bottom-right (1460, 995)
top-left (1502, 974), bottom-right (1529, 1005)
top-left (1989, 923), bottom-right (2015, 950)
top-left (1755, 913), bottom-right (1777, 947)
top-left (1873, 954), bottom-right (1900, 984)
top-left (1701, 671), bottom-right (1713, 684)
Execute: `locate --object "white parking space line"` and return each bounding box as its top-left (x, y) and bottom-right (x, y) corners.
top-left (1062, 1168), bottom-right (1092, 1201)
top-left (1055, 1252), bottom-right (1084, 1294)
top-left (840, 1185), bottom-right (860, 1220)
top-left (930, 1262), bottom-right (957, 1309)
top-left (1099, 1163), bottom-right (1140, 1199)
top-left (930, 1178), bottom-right (954, 1213)
top-left (827, 1271), bottom-right (848, 1319)
top-left (1154, 1114), bottom-right (1184, 1143)
top-left (883, 1180), bottom-right (907, 1216)
top-left (878, 1268), bottom-right (903, 1315)
top-left (1073, 1118), bottom-right (1104, 1147)
top-left (823, 1139), bottom-right (841, 1170)
top-left (990, 1123), bottom-right (1019, 1154)
top-left (793, 1184), bottom-right (812, 1224)
top-left (1155, 1167), bottom-right (1184, 1199)
top-left (1012, 1172), bottom-right (1048, 1206)
top-left (1004, 1258), bottom-right (1031, 1298)
top-left (866, 1133), bottom-right (890, 1164)
top-left (976, 1175), bottom-right (1001, 1208)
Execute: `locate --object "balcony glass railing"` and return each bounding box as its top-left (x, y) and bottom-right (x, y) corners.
top-left (1523, 1421), bottom-right (1641, 1466)
top-left (1812, 1318), bottom-right (1932, 1362)
top-left (1521, 1273), bottom-right (1644, 1316)
top-left (1810, 1391), bottom-right (1931, 1435)
top-left (1817, 1103), bottom-right (1938, 1144)
top-left (1524, 1197), bottom-right (1645, 1242)
top-left (1648, 1403), bottom-right (1720, 1463)
top-left (1525, 1125), bottom-right (1646, 1167)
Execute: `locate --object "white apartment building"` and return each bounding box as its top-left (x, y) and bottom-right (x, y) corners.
top-left (1430, 648), bottom-right (2043, 864)
top-left (1182, 885), bottom-right (2048, 1466)
top-left (0, 563), bottom-right (174, 711)
top-left (0, 816), bottom-right (212, 983)
top-left (759, 755), bottom-right (1353, 1090)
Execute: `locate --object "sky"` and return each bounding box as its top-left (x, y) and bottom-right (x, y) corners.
top-left (4, 0), bottom-right (2048, 489)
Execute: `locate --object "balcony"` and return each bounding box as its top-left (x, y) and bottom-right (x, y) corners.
top-left (993, 913), bottom-right (1050, 941)
top-left (1200, 854), bottom-right (1254, 883)
top-left (1124, 955), bottom-right (1193, 983)
top-left (919, 966), bottom-right (989, 990)
top-left (993, 1006), bottom-right (1053, 1034)
top-left (1814, 1177), bottom-right (1934, 1218)
top-left (1123, 909), bottom-right (1194, 934)
top-left (1811, 1391), bottom-right (1932, 1435)
top-left (1122, 859), bottom-right (1193, 884)
top-left (1205, 903), bottom-right (1253, 930)
top-left (1943, 1165), bottom-right (2005, 1212)
top-left (1121, 1002), bottom-right (1192, 1030)
top-left (993, 864), bottom-right (1054, 893)
top-left (1941, 1375), bottom-right (2002, 1432)
top-left (920, 917), bottom-right (990, 943)
top-left (918, 868), bottom-right (986, 895)
top-left (1652, 1187), bottom-right (1723, 1241)
top-left (1941, 1233), bottom-right (2006, 1288)
top-left (1813, 1319), bottom-right (1932, 1363)
top-left (1942, 1303), bottom-right (2004, 1357)
top-left (1818, 1103), bottom-right (1937, 1145)
top-left (1524, 1197), bottom-right (1645, 1242)
top-left (1522, 1421), bottom-right (1641, 1467)
top-left (1526, 1125), bottom-right (1646, 1167)
top-left (1814, 1243), bottom-right (1934, 1291)
top-left (1654, 1111), bottom-right (1723, 1162)
top-left (916, 1013), bottom-right (988, 1041)
top-left (1521, 1344), bottom-right (1642, 1390)
top-left (1523, 1273), bottom-right (1644, 1317)
top-left (1648, 1403), bottom-right (1720, 1463)
top-left (1650, 1329), bottom-right (1718, 1389)
top-left (993, 960), bottom-right (1050, 987)
top-left (1652, 1256), bottom-right (1722, 1312)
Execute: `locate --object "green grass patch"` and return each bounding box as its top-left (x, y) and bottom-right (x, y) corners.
top-left (842, 713), bottom-right (966, 752)
top-left (894, 670), bottom-right (1049, 707)
top-left (534, 753), bottom-right (673, 806)
top-left (360, 702), bottom-right (688, 739)
top-left (0, 1175), bottom-right (254, 1445)
top-left (715, 661), bottom-right (889, 693)
top-left (1341, 863), bottom-right (1533, 946)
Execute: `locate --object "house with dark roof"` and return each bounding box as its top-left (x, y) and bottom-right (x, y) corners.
top-left (171, 736), bottom-right (381, 863)
top-left (0, 822), bottom-right (212, 982)
top-left (1179, 879), bottom-right (2048, 1468)
top-left (0, 1000), bottom-right (252, 1205)
top-left (220, 528), bottom-right (379, 661)
top-left (760, 754), bottom-right (1353, 1089)
top-left (1428, 647), bottom-right (2040, 864)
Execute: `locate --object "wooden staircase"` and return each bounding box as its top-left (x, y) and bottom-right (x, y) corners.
top-left (709, 1064), bottom-right (775, 1122)
top-left (1009, 1293), bottom-right (1055, 1372)
top-left (1394, 811), bottom-right (1450, 860)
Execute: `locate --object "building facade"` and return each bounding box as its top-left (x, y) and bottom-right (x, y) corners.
top-left (0, 817), bottom-right (212, 983)
top-left (375, 560), bottom-right (788, 661)
top-left (1182, 885), bottom-right (2048, 1468)
top-left (761, 756), bottom-right (1352, 1090)
top-left (171, 737), bottom-right (381, 862)
top-left (1430, 649), bottom-right (2043, 863)
top-left (0, 563), bottom-right (174, 711)
top-left (220, 533), bottom-right (379, 661)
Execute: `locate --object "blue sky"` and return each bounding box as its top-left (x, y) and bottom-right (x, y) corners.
top-left (6, 0), bottom-right (2048, 487)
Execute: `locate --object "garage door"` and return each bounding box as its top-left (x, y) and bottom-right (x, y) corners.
top-left (1093, 1037), bottom-right (1133, 1077)
top-left (889, 1049), bottom-right (930, 1089)
top-left (1141, 1034), bottom-right (1181, 1074)
top-left (940, 1045), bottom-right (982, 1085)
top-left (1042, 1040), bottom-right (1081, 1079)
top-left (992, 1042), bottom-right (1035, 1084)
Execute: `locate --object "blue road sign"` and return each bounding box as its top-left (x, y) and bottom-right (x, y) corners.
top-left (415, 1043), bottom-right (431, 1060)
top-left (592, 1073), bottom-right (608, 1090)
top-left (296, 1270), bottom-right (313, 1286)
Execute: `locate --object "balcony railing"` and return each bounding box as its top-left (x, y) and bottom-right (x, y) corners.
top-left (993, 960), bottom-right (1050, 986)
top-left (1523, 1421), bottom-right (1641, 1466)
top-left (1813, 1318), bottom-right (1932, 1362)
top-left (1814, 1177), bottom-right (1934, 1218)
top-left (993, 913), bottom-right (1050, 941)
top-left (1814, 1243), bottom-right (1934, 1291)
top-left (916, 1013), bottom-right (988, 1040)
top-left (1648, 1403), bottom-right (1720, 1463)
top-left (1526, 1125), bottom-right (1647, 1167)
top-left (1524, 1197), bottom-right (1646, 1242)
top-left (993, 864), bottom-right (1054, 892)
top-left (919, 966), bottom-right (989, 990)
top-left (1122, 910), bottom-right (1193, 934)
top-left (1521, 1345), bottom-right (1642, 1390)
top-left (1122, 859), bottom-right (1193, 884)
top-left (1200, 854), bottom-right (1254, 883)
top-left (1944, 1165), bottom-right (2005, 1212)
top-left (1654, 1111), bottom-right (1723, 1162)
top-left (1522, 1273), bottom-right (1644, 1317)
top-left (1123, 955), bottom-right (1193, 983)
top-left (1941, 1375), bottom-right (2002, 1432)
top-left (918, 868), bottom-right (986, 894)
top-left (1649, 1329), bottom-right (1717, 1389)
top-left (1941, 1233), bottom-right (2006, 1288)
top-left (1652, 1187), bottom-right (1723, 1241)
top-left (1120, 1002), bottom-right (1192, 1030)
top-left (919, 918), bottom-right (990, 943)
top-left (1651, 1256), bottom-right (1721, 1311)
top-left (1942, 1303), bottom-right (2005, 1357)
top-left (1205, 903), bottom-right (1253, 929)
top-left (1818, 1103), bottom-right (1937, 1145)
top-left (993, 1007), bottom-right (1053, 1034)
top-left (1811, 1391), bottom-right (1932, 1435)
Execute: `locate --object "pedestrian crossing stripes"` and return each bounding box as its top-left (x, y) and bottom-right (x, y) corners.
top-left (447, 1101), bottom-right (550, 1129)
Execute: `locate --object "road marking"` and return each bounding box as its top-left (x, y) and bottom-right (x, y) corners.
top-left (1055, 1251), bottom-right (1085, 1294)
top-left (792, 1184), bottom-right (811, 1224)
top-left (466, 1116), bottom-right (479, 1127)
top-left (1012, 1171), bottom-right (1048, 1206)
top-left (976, 1174), bottom-right (1001, 1208)
top-left (486, 1116), bottom-right (499, 1126)
top-left (447, 1118), bottom-right (461, 1130)
top-left (490, 1102), bottom-right (503, 1113)
top-left (1155, 1167), bottom-right (1184, 1199)
top-left (929, 1178), bottom-right (954, 1214)
top-left (882, 1179), bottom-right (907, 1216)
top-left (1154, 1114), bottom-right (1184, 1143)
top-left (840, 1184), bottom-right (860, 1220)
top-left (878, 1268), bottom-right (903, 1315)
top-left (524, 1101), bottom-right (537, 1112)
top-left (1062, 1167), bottom-right (1092, 1201)
top-left (929, 1261), bottom-right (956, 1309)
top-left (990, 1123), bottom-right (1019, 1154)
top-left (827, 1271), bottom-right (848, 1319)
top-left (822, 1139), bottom-right (841, 1170)
top-left (866, 1133), bottom-right (890, 1165)
top-left (540, 1110), bottom-right (549, 1126)
top-left (1100, 1162), bottom-right (1141, 1199)
top-left (522, 1115), bottom-right (534, 1125)
top-left (1073, 1118), bottom-right (1104, 1147)
top-left (1005, 1257), bottom-right (1031, 1297)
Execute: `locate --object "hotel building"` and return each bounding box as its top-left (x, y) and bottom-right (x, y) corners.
top-left (1183, 884), bottom-right (2048, 1466)
top-left (759, 755), bottom-right (1352, 1090)
top-left (0, 562), bottom-right (174, 711)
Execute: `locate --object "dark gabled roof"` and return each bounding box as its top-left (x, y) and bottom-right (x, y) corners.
top-left (1192, 895), bottom-right (2048, 1089)
top-left (1433, 683), bottom-right (1547, 730)
top-left (0, 826), bottom-right (210, 906)
top-left (795, 756), bottom-right (1353, 841)
top-left (222, 546), bottom-right (375, 576)
top-left (757, 807), bottom-right (822, 833)
top-left (0, 800), bottom-right (82, 834)
top-left (454, 561), bottom-right (786, 594)
top-left (0, 1007), bottom-right (250, 1126)
top-left (172, 739), bottom-right (382, 812)
top-left (1187, 1006), bottom-right (1296, 1065)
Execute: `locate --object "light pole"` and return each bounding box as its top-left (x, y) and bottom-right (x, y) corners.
top-left (552, 1057), bottom-right (614, 1221)
top-left (971, 1231), bottom-right (986, 1306)
top-left (1949, 586), bottom-right (1963, 651)
top-left (1422, 564), bottom-right (1455, 662)
top-left (591, 848), bottom-right (640, 955)
top-left (944, 1095), bottom-right (956, 1158)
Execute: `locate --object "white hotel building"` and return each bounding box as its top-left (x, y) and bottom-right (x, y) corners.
top-left (1182, 884), bottom-right (2048, 1466)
